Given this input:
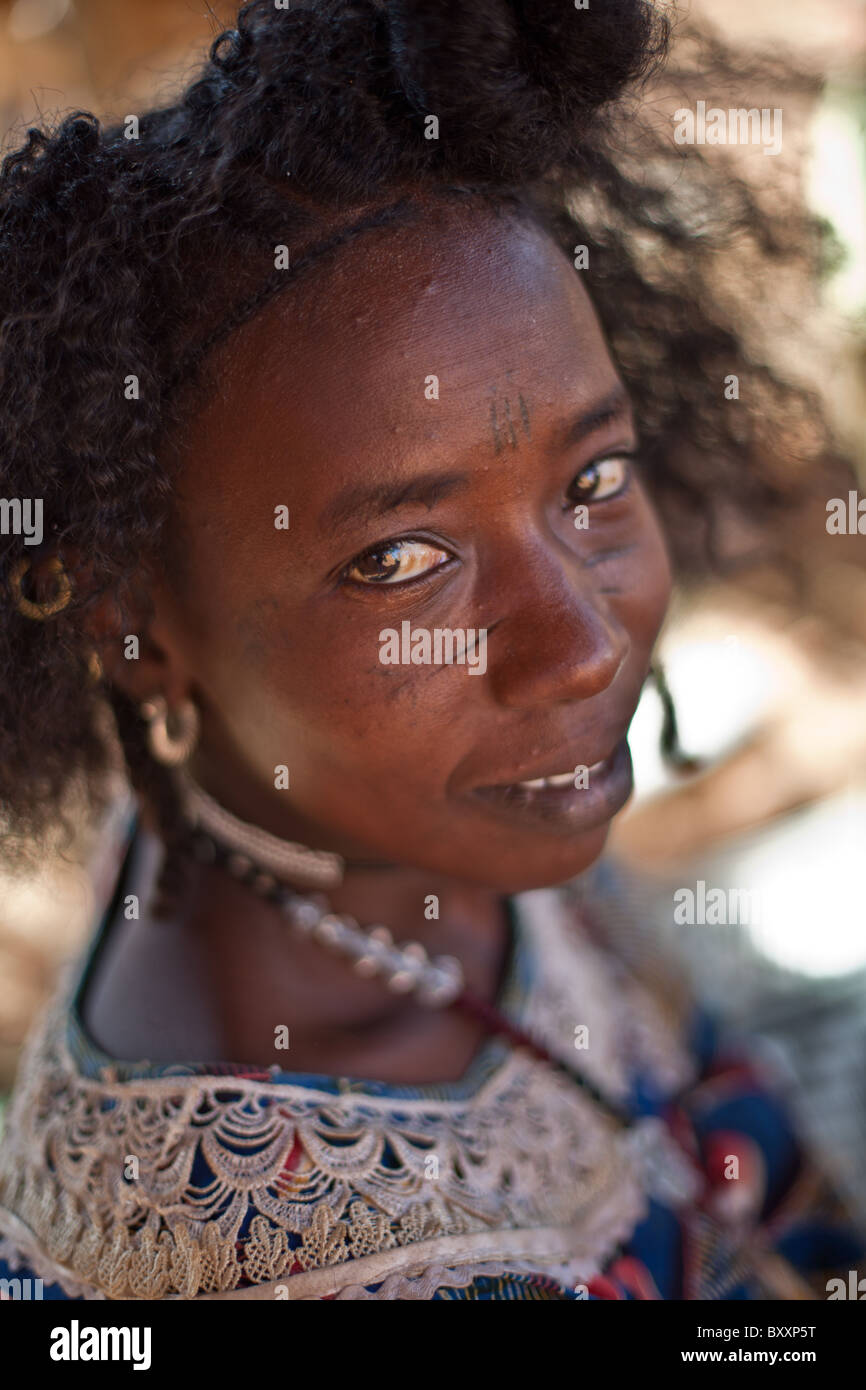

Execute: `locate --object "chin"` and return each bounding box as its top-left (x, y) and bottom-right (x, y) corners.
top-left (459, 821), bottom-right (613, 896)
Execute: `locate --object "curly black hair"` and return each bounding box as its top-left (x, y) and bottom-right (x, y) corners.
top-left (0, 0), bottom-right (855, 871)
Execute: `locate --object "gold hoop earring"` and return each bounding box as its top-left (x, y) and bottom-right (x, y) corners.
top-left (140, 695), bottom-right (200, 767)
top-left (87, 650), bottom-right (104, 685)
top-left (9, 556), bottom-right (72, 621)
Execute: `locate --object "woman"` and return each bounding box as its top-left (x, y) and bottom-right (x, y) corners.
top-left (0, 0), bottom-right (862, 1300)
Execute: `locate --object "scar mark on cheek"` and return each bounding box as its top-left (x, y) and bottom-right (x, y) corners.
top-left (490, 399), bottom-right (503, 456)
top-left (518, 394), bottom-right (531, 438)
top-left (379, 667), bottom-right (417, 696)
top-left (241, 595), bottom-right (281, 657)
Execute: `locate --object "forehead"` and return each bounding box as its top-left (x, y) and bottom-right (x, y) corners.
top-left (169, 205), bottom-right (621, 534)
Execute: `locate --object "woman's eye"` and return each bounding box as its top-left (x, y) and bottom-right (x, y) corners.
top-left (567, 456), bottom-right (632, 505)
top-left (343, 538), bottom-right (452, 586)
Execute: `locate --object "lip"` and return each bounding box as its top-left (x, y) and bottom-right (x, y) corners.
top-left (470, 737), bottom-right (634, 833)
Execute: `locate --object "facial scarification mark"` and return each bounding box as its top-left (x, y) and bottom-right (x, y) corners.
top-left (489, 399), bottom-right (503, 456)
top-left (489, 391), bottom-right (532, 455)
top-left (502, 395), bottom-right (517, 450)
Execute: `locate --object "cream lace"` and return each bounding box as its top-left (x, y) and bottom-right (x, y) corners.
top-left (0, 887), bottom-right (696, 1300)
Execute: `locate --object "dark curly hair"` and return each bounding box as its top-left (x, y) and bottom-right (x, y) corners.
top-left (0, 0), bottom-right (855, 873)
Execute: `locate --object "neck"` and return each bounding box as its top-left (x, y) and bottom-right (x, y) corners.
top-left (133, 818), bottom-right (513, 1075)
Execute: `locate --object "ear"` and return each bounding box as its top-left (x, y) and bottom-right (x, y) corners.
top-left (66, 546), bottom-right (195, 709)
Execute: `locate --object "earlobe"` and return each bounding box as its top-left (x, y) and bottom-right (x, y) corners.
top-left (98, 624), bottom-right (183, 705)
top-left (77, 594), bottom-right (160, 704)
top-left (67, 547), bottom-right (192, 708)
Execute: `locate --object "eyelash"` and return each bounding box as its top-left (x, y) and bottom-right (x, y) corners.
top-left (340, 454), bottom-right (635, 589)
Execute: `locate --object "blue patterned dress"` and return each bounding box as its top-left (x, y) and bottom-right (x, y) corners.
top-left (0, 822), bottom-right (862, 1301)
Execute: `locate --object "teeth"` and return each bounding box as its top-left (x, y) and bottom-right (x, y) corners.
top-left (513, 757), bottom-right (612, 791)
top-left (545, 770), bottom-right (577, 788)
top-left (517, 770), bottom-right (575, 790)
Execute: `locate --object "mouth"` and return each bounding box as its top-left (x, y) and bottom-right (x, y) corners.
top-left (470, 737), bottom-right (634, 833)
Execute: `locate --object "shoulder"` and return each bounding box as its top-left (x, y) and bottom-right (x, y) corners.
top-left (513, 870), bottom-right (699, 1101)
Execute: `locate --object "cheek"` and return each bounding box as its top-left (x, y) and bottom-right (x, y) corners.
top-left (205, 612), bottom-right (456, 788)
top-left (620, 492), bottom-right (673, 644)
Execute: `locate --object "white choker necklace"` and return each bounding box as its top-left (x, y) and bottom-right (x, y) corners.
top-left (174, 767), bottom-right (345, 890)
top-left (172, 768), bottom-right (465, 1007)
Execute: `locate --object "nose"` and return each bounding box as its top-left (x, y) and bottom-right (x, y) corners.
top-left (487, 549), bottom-right (629, 709)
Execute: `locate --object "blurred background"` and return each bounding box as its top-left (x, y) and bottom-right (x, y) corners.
top-left (0, 0), bottom-right (864, 1227)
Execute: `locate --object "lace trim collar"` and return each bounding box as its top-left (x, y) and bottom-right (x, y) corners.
top-left (0, 832), bottom-right (697, 1300)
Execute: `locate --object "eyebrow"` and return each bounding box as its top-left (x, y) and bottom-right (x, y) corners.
top-left (320, 383), bottom-right (634, 532)
top-left (557, 384), bottom-right (633, 451)
top-left (320, 471), bottom-right (472, 531)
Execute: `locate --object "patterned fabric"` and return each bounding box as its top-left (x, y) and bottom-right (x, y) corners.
top-left (0, 821), bottom-right (862, 1301)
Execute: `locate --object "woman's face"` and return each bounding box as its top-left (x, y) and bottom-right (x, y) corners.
top-left (138, 203), bottom-right (672, 893)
